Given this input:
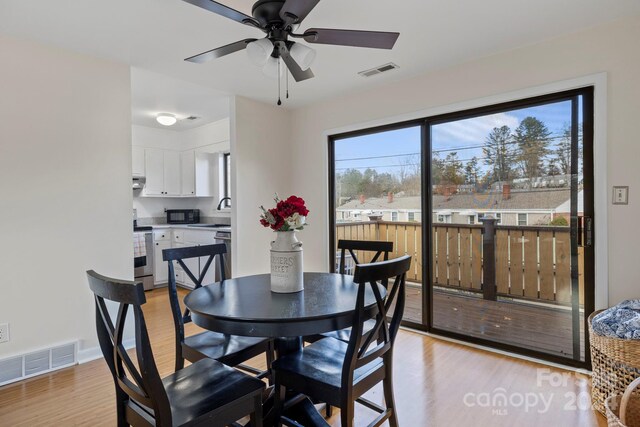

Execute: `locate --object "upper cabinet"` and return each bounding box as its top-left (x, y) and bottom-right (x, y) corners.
top-left (132, 146), bottom-right (145, 177)
top-left (181, 151), bottom-right (219, 198)
top-left (141, 148), bottom-right (220, 198)
top-left (144, 149), bottom-right (181, 196)
top-left (132, 120), bottom-right (229, 198)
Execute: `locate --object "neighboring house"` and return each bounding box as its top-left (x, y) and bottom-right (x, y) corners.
top-left (337, 188), bottom-right (571, 226)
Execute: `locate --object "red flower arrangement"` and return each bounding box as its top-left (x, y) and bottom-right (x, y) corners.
top-left (260, 194), bottom-right (309, 231)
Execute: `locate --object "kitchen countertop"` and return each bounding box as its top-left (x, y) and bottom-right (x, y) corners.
top-left (148, 224), bottom-right (231, 232)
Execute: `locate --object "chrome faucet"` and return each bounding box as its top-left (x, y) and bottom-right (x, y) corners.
top-left (216, 197), bottom-right (231, 210)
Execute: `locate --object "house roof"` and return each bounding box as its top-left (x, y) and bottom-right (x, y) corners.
top-left (338, 189), bottom-right (571, 212)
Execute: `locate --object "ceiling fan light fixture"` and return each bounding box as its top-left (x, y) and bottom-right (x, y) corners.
top-left (262, 56), bottom-right (283, 79)
top-left (290, 42), bottom-right (316, 71)
top-left (246, 38), bottom-right (273, 66)
top-left (156, 113), bottom-right (177, 126)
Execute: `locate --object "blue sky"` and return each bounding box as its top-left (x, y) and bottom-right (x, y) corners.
top-left (334, 99), bottom-right (577, 175)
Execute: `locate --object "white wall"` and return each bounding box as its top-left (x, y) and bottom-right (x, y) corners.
top-left (0, 35), bottom-right (132, 357)
top-left (290, 16), bottom-right (640, 306)
top-left (230, 97), bottom-right (292, 276)
top-left (132, 118), bottom-right (231, 219)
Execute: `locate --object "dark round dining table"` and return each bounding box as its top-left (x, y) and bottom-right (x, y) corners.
top-left (184, 272), bottom-right (386, 427)
top-left (183, 272), bottom-right (385, 339)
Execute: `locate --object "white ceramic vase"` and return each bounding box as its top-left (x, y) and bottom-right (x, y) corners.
top-left (270, 230), bottom-right (304, 293)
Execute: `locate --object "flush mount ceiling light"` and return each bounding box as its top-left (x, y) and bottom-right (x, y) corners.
top-left (156, 113), bottom-right (177, 126)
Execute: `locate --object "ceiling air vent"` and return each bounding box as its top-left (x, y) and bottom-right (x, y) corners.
top-left (358, 62), bottom-right (399, 78)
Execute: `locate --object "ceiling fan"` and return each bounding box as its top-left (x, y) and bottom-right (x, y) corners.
top-left (181, 0), bottom-right (400, 91)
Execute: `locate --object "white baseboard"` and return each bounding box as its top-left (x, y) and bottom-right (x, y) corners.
top-left (77, 338), bottom-right (136, 364)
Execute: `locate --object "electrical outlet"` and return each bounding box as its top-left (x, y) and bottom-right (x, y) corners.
top-left (0, 323), bottom-right (9, 343)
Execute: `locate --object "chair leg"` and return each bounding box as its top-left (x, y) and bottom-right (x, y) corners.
top-left (326, 404), bottom-right (333, 418)
top-left (266, 340), bottom-right (275, 386)
top-left (382, 362), bottom-right (398, 427)
top-left (174, 356), bottom-right (184, 371)
top-left (115, 388), bottom-right (129, 427)
top-left (273, 382), bottom-right (286, 427)
top-left (175, 341), bottom-right (185, 371)
top-left (250, 393), bottom-right (263, 427)
top-left (339, 397), bottom-right (354, 427)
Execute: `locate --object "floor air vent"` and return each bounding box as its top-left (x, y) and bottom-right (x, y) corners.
top-left (0, 342), bottom-right (77, 387)
top-left (358, 62), bottom-right (399, 78)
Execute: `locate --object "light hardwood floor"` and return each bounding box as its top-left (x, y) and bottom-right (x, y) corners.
top-left (0, 288), bottom-right (606, 426)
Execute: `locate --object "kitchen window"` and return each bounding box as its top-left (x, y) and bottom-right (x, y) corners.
top-left (222, 153), bottom-right (231, 208)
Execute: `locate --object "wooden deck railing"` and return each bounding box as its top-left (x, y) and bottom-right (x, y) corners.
top-left (335, 221), bottom-right (584, 306)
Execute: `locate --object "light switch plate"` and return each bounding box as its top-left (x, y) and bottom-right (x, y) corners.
top-left (613, 186), bottom-right (629, 205)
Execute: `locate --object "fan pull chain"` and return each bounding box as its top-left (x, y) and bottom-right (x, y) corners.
top-left (286, 68), bottom-right (289, 99)
top-left (277, 58), bottom-right (282, 106)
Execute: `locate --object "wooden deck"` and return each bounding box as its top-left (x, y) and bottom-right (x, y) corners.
top-left (403, 286), bottom-right (585, 360)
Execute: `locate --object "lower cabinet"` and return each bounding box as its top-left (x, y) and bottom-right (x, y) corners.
top-left (153, 228), bottom-right (221, 287)
top-left (153, 239), bottom-right (171, 285)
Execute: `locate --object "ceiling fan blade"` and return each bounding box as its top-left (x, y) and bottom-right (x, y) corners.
top-left (278, 43), bottom-right (314, 82)
top-left (182, 0), bottom-right (259, 27)
top-left (279, 0), bottom-right (320, 27)
top-left (185, 39), bottom-right (256, 63)
top-left (303, 28), bottom-right (399, 49)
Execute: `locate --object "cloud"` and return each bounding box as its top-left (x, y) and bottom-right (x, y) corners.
top-left (432, 112), bottom-right (520, 148)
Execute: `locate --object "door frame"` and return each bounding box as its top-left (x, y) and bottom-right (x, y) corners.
top-left (325, 74), bottom-right (607, 368)
top-left (422, 87), bottom-right (594, 368)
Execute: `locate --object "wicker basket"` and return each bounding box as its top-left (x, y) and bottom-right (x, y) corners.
top-left (590, 310), bottom-right (640, 415)
top-left (606, 377), bottom-right (640, 427)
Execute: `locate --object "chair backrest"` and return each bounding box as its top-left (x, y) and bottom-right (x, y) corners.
top-left (86, 270), bottom-right (171, 423)
top-left (162, 244), bottom-right (227, 342)
top-left (337, 239), bottom-right (393, 275)
top-left (342, 256), bottom-right (411, 387)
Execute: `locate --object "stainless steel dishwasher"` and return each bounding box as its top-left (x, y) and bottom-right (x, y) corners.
top-left (214, 230), bottom-right (232, 279)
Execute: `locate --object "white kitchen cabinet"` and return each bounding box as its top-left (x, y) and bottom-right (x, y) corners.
top-left (144, 149), bottom-right (165, 196)
top-left (181, 150), bottom-right (217, 197)
top-left (181, 151), bottom-right (196, 196)
top-left (144, 149), bottom-right (181, 197)
top-left (132, 146), bottom-right (145, 177)
top-left (153, 239), bottom-right (171, 284)
top-left (163, 151), bottom-right (181, 196)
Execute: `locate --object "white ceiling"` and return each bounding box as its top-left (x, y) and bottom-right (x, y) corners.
top-left (131, 67), bottom-right (229, 130)
top-left (2, 0), bottom-right (640, 109)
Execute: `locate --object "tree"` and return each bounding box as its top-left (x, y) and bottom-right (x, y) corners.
top-left (546, 158), bottom-right (561, 176)
top-left (514, 117), bottom-right (552, 185)
top-left (441, 152), bottom-right (465, 185)
top-left (483, 125), bottom-right (515, 183)
top-left (397, 154), bottom-right (421, 196)
top-left (338, 169), bottom-right (364, 198)
top-left (555, 124), bottom-right (571, 176)
top-left (464, 156), bottom-right (480, 187)
top-left (431, 153), bottom-right (445, 186)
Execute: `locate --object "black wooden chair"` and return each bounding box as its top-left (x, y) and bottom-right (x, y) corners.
top-left (86, 270), bottom-right (265, 427)
top-left (163, 244), bottom-right (274, 379)
top-left (337, 239), bottom-right (393, 275)
top-left (307, 239), bottom-right (394, 344)
top-left (272, 255), bottom-right (411, 427)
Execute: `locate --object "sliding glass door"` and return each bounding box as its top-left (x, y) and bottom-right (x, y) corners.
top-left (330, 123), bottom-right (424, 325)
top-left (329, 88), bottom-right (594, 367)
top-left (427, 89), bottom-right (593, 365)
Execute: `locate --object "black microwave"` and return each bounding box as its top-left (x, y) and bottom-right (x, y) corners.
top-left (166, 209), bottom-right (200, 224)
